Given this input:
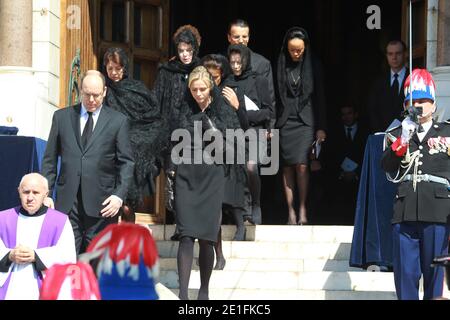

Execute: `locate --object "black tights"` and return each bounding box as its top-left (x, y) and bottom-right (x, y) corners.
top-left (177, 236), bottom-right (215, 300)
top-left (247, 162), bottom-right (261, 207)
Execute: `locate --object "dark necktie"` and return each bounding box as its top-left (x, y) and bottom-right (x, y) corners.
top-left (346, 127), bottom-right (353, 142)
top-left (392, 73), bottom-right (399, 96)
top-left (81, 112), bottom-right (93, 148)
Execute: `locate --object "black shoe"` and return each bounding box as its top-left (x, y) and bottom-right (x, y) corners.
top-left (170, 232), bottom-right (180, 241)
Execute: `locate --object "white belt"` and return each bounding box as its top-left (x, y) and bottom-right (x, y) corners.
top-left (404, 174), bottom-right (450, 187)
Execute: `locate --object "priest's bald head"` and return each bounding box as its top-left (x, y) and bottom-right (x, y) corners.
top-left (18, 173), bottom-right (49, 215)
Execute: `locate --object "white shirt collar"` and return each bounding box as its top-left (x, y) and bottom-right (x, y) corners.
top-left (80, 104), bottom-right (102, 117)
top-left (417, 120), bottom-right (433, 142)
top-left (391, 67), bottom-right (406, 80)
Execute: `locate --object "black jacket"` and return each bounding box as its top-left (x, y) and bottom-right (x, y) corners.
top-left (250, 50), bottom-right (275, 112)
top-left (42, 104), bottom-right (135, 217)
top-left (275, 27), bottom-right (327, 131)
top-left (367, 70), bottom-right (408, 133)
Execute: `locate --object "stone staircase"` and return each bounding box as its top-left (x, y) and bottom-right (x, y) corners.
top-left (147, 224), bottom-right (399, 300)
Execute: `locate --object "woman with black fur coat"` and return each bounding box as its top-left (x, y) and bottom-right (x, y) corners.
top-left (153, 25), bottom-right (201, 238)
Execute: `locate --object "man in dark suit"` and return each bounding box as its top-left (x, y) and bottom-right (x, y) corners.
top-left (42, 70), bottom-right (134, 253)
top-left (227, 19), bottom-right (275, 111)
top-left (327, 104), bottom-right (368, 225)
top-left (367, 40), bottom-right (408, 133)
top-left (382, 69), bottom-right (450, 300)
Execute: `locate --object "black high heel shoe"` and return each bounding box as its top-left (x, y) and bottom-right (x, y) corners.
top-left (233, 226), bottom-right (246, 241)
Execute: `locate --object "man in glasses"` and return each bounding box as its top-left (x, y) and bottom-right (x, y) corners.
top-left (42, 70), bottom-right (134, 254)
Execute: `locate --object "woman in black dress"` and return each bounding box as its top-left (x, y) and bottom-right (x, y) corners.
top-left (276, 27), bottom-right (327, 225)
top-left (102, 48), bottom-right (168, 222)
top-left (201, 54), bottom-right (249, 270)
top-left (174, 66), bottom-right (240, 300)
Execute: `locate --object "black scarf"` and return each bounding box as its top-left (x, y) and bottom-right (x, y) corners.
top-left (225, 44), bottom-right (258, 96)
top-left (161, 57), bottom-right (200, 75)
top-left (226, 44), bottom-right (255, 82)
top-left (277, 27), bottom-right (314, 113)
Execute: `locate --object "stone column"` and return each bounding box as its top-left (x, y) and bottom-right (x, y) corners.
top-left (0, 0), bottom-right (37, 136)
top-left (437, 0), bottom-right (450, 66)
top-left (0, 0), bottom-right (32, 67)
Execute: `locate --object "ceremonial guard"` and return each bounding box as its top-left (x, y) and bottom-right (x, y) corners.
top-left (382, 69), bottom-right (450, 300)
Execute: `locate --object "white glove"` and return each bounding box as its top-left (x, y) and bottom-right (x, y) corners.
top-left (401, 117), bottom-right (418, 144)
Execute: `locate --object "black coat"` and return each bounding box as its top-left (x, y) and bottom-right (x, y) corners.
top-left (250, 50), bottom-right (276, 112)
top-left (174, 89), bottom-right (241, 241)
top-left (382, 121), bottom-right (450, 224)
top-left (367, 71), bottom-right (408, 133)
top-left (153, 59), bottom-right (199, 131)
top-left (226, 45), bottom-right (274, 129)
top-left (42, 104), bottom-right (135, 217)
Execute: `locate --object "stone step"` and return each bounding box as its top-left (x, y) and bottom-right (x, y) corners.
top-left (159, 257), bottom-right (363, 272)
top-left (157, 241), bottom-right (352, 260)
top-left (159, 270), bottom-right (396, 292)
top-left (148, 225), bottom-right (354, 243)
top-left (170, 288), bottom-right (397, 300)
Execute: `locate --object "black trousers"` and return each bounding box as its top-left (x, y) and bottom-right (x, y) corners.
top-left (69, 188), bottom-right (118, 254)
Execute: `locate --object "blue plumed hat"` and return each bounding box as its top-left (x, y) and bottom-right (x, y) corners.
top-left (84, 223), bottom-right (160, 300)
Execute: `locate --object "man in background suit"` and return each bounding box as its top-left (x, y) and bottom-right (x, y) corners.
top-left (42, 70), bottom-right (134, 253)
top-left (367, 40), bottom-right (408, 133)
top-left (327, 104), bottom-right (368, 225)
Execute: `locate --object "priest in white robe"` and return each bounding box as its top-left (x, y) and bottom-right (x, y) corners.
top-left (0, 173), bottom-right (76, 300)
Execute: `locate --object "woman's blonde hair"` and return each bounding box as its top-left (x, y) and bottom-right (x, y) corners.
top-left (188, 66), bottom-right (214, 89)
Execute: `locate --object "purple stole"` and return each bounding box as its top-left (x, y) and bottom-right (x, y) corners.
top-left (0, 207), bottom-right (68, 300)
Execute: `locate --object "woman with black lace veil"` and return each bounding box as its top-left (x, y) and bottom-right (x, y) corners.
top-left (102, 47), bottom-right (168, 222)
top-left (173, 66), bottom-right (240, 300)
top-left (276, 27), bottom-right (327, 225)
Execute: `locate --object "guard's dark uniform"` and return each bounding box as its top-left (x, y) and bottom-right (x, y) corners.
top-left (382, 120), bottom-right (450, 300)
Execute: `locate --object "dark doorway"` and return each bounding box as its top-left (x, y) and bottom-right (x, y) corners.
top-left (170, 0), bottom-right (403, 225)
